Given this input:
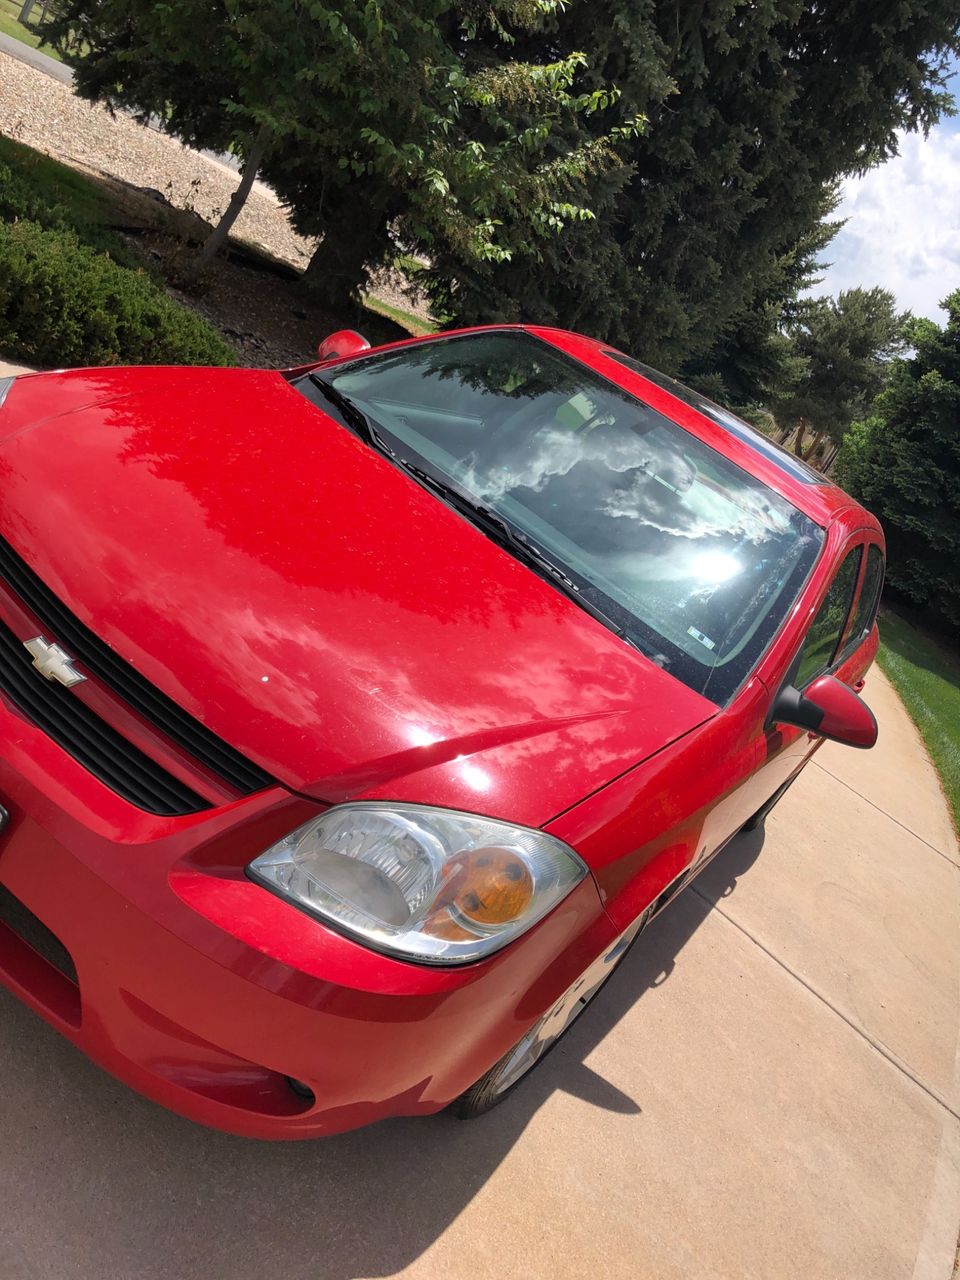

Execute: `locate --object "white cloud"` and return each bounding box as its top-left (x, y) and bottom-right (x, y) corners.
top-left (811, 127), bottom-right (960, 321)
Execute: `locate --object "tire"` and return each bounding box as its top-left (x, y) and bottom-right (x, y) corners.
top-left (451, 911), bottom-right (649, 1119)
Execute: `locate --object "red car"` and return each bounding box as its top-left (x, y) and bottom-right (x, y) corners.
top-left (0, 326), bottom-right (882, 1138)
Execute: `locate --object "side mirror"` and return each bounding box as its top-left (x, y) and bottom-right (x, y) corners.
top-left (771, 674), bottom-right (878, 750)
top-left (316, 329), bottom-right (371, 362)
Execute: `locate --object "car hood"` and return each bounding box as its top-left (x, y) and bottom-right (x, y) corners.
top-left (0, 367), bottom-right (716, 827)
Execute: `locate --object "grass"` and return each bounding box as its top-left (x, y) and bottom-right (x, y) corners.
top-left (877, 609), bottom-right (960, 835)
top-left (0, 133), bottom-right (141, 265)
top-left (0, 0), bottom-right (63, 61)
top-left (0, 133), bottom-right (103, 223)
top-left (362, 293), bottom-right (437, 337)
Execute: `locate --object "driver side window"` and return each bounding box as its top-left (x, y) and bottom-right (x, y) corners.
top-left (794, 548), bottom-right (862, 688)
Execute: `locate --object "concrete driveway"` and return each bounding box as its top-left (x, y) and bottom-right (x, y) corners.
top-left (0, 365), bottom-right (956, 1276)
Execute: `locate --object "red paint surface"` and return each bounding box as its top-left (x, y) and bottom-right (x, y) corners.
top-left (0, 329), bottom-right (883, 1137)
top-left (804, 674), bottom-right (879, 748)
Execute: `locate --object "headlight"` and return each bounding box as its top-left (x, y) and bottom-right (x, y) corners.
top-left (0, 377), bottom-right (15, 411)
top-left (247, 803), bottom-right (588, 964)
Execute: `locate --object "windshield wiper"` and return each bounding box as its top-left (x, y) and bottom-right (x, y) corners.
top-left (397, 462), bottom-right (639, 642)
top-left (308, 375), bottom-right (392, 454)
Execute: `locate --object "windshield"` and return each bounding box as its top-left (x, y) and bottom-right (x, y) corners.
top-left (294, 331), bottom-right (824, 704)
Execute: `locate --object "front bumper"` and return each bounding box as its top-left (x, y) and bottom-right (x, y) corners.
top-left (0, 701), bottom-right (612, 1139)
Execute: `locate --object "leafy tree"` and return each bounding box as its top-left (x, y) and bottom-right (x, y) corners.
top-left (837, 291), bottom-right (960, 628)
top-left (769, 287), bottom-right (910, 460)
top-left (420, 1), bottom-right (959, 399)
top-left (263, 18), bottom-right (639, 307)
top-left (47, 0), bottom-right (959, 395)
top-left (49, 0), bottom-right (632, 290)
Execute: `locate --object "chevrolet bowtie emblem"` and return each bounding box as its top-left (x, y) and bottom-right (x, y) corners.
top-left (24, 635), bottom-right (86, 687)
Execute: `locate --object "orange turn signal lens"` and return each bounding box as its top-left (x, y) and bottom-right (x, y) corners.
top-left (450, 847), bottom-right (534, 926)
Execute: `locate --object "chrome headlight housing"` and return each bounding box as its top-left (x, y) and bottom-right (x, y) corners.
top-left (247, 803), bottom-right (588, 964)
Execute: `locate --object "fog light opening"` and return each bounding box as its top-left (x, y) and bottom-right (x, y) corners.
top-left (285, 1076), bottom-right (316, 1103)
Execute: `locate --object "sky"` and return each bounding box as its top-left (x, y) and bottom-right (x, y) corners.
top-left (812, 54), bottom-right (960, 321)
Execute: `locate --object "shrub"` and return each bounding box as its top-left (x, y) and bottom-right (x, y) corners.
top-left (0, 219), bottom-right (236, 367)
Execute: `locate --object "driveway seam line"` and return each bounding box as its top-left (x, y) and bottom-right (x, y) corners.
top-left (691, 884), bottom-right (960, 1122)
top-left (811, 760), bottom-right (959, 868)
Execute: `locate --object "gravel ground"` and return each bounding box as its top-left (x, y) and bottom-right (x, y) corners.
top-left (0, 51), bottom-right (316, 268)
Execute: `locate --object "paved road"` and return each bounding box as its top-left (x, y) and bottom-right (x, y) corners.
top-left (0, 30), bottom-right (71, 84)
top-left (0, 470), bottom-right (957, 1271)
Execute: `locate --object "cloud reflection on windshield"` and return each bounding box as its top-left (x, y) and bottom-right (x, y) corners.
top-left (467, 423), bottom-right (792, 549)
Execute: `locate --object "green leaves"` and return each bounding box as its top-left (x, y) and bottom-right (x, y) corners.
top-left (0, 218), bottom-right (236, 367)
top-left (770, 287), bottom-right (911, 444)
top-left (837, 289), bottom-right (960, 628)
top-left (45, 0), bottom-right (632, 295)
top-left (44, 0), bottom-right (960, 392)
top-left (423, 0), bottom-right (959, 404)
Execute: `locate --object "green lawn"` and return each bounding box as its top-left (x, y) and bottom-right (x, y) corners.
top-left (877, 609), bottom-right (960, 835)
top-left (0, 0), bottom-right (63, 61)
top-left (362, 293), bottom-right (437, 337)
top-left (0, 133), bottom-right (139, 263)
top-left (0, 133), bottom-right (102, 219)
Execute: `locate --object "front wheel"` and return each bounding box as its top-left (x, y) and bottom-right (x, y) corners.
top-left (451, 913), bottom-right (648, 1119)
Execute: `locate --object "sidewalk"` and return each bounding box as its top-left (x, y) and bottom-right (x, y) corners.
top-left (387, 667), bottom-right (960, 1280)
top-left (0, 369), bottom-right (955, 1275)
top-left (0, 29), bottom-right (72, 84)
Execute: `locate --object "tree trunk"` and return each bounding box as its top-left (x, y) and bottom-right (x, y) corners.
top-left (793, 417), bottom-right (807, 457)
top-left (807, 429), bottom-right (826, 462)
top-left (301, 214), bottom-right (385, 311)
top-left (821, 444), bottom-right (841, 474)
top-left (18, 0), bottom-right (35, 22)
top-left (185, 123), bottom-right (271, 282)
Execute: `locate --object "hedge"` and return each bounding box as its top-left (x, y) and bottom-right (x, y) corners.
top-left (0, 218), bottom-right (236, 367)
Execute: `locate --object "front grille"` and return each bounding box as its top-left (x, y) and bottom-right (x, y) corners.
top-left (0, 535), bottom-right (276, 813)
top-left (0, 618), bottom-right (210, 814)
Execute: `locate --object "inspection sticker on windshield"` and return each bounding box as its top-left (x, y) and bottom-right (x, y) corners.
top-left (687, 626), bottom-right (716, 651)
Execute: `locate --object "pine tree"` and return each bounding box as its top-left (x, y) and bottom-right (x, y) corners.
top-left (48, 0), bottom-right (632, 291)
top-left (770, 287), bottom-right (910, 461)
top-left (421, 1), bottom-right (960, 400)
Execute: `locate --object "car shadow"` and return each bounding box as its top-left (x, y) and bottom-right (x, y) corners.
top-left (0, 827), bottom-right (765, 1279)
